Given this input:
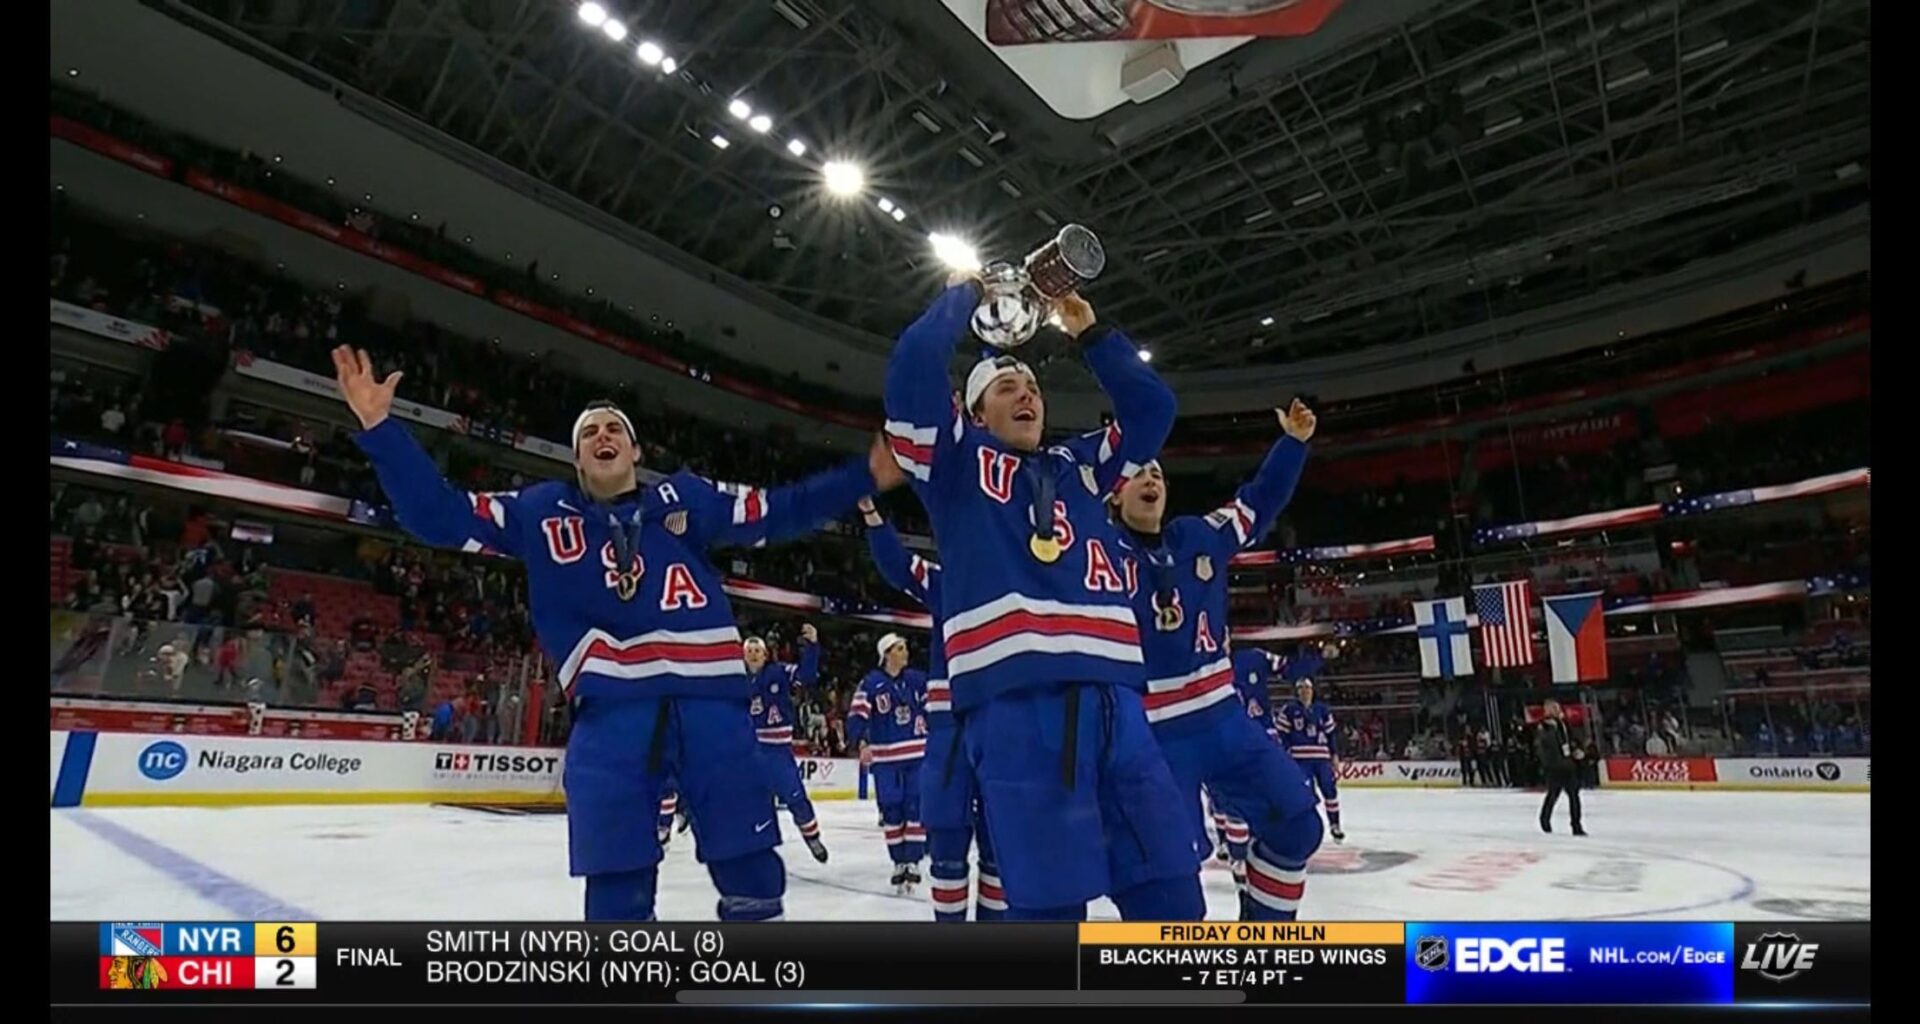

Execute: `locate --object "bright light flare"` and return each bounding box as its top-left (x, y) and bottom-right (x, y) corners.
top-left (928, 232), bottom-right (981, 272)
top-left (822, 160), bottom-right (865, 197)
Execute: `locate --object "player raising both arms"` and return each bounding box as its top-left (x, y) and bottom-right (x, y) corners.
top-left (860, 497), bottom-right (1003, 922)
top-left (883, 280), bottom-right (1201, 921)
top-left (1107, 399), bottom-right (1324, 920)
top-left (743, 624), bottom-right (830, 863)
top-left (331, 345), bottom-right (901, 922)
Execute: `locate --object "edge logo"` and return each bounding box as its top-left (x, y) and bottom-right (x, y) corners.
top-left (1741, 931), bottom-right (1817, 982)
top-left (1455, 937), bottom-right (1568, 973)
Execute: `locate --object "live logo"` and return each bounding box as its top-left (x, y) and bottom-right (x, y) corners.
top-left (1732, 923), bottom-right (1870, 1003)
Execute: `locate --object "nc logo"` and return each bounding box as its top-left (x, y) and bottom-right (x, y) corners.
top-left (1456, 937), bottom-right (1567, 973)
top-left (138, 741), bottom-right (188, 781)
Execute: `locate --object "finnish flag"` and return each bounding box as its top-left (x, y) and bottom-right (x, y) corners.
top-left (1414, 597), bottom-right (1474, 679)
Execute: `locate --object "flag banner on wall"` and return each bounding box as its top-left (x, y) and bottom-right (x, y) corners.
top-left (1413, 597), bottom-right (1473, 679)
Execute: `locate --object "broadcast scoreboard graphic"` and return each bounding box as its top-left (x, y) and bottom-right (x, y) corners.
top-left (96, 922), bottom-right (317, 991)
top-left (57, 920), bottom-right (1867, 1005)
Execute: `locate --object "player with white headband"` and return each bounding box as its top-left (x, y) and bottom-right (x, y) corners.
top-left (333, 345), bottom-right (903, 921)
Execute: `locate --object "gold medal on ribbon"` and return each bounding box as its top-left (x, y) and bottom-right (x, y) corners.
top-left (1029, 534), bottom-right (1063, 563)
top-left (616, 572), bottom-right (641, 602)
top-left (1156, 603), bottom-right (1184, 632)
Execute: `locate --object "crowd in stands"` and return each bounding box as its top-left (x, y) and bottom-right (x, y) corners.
top-left (52, 83), bottom-right (878, 421)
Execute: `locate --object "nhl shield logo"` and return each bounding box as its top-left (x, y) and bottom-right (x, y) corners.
top-left (1415, 935), bottom-right (1449, 972)
top-left (1195, 555), bottom-right (1214, 581)
top-left (1080, 464), bottom-right (1099, 496)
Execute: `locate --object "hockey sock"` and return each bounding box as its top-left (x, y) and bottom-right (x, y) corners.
top-left (1242, 811), bottom-right (1323, 921)
top-left (1223, 814), bottom-right (1251, 863)
top-left (903, 820), bottom-right (927, 865)
top-left (975, 857), bottom-right (1007, 921)
top-left (709, 849), bottom-right (786, 922)
top-left (1112, 874), bottom-right (1206, 922)
top-left (584, 866), bottom-right (659, 922)
top-left (1323, 798), bottom-right (1342, 831)
top-left (927, 829), bottom-right (972, 923)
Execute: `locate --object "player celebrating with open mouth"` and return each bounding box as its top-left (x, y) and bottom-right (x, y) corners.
top-left (883, 279), bottom-right (1201, 921)
top-left (1108, 399), bottom-right (1325, 920)
top-left (332, 345), bottom-right (902, 922)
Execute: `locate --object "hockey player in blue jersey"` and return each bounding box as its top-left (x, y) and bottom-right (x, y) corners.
top-left (860, 498), bottom-right (1003, 922)
top-left (743, 624), bottom-right (829, 864)
top-left (1108, 399), bottom-right (1324, 920)
top-left (1204, 646), bottom-right (1286, 872)
top-left (884, 280), bottom-right (1203, 921)
top-left (1276, 678), bottom-right (1344, 843)
top-left (331, 346), bottom-right (900, 921)
top-left (847, 634), bottom-right (931, 893)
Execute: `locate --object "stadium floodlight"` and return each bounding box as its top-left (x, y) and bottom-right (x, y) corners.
top-left (891, 207), bottom-right (907, 222)
top-left (786, 138), bottom-right (808, 157)
top-left (728, 99), bottom-right (753, 121)
top-left (928, 233), bottom-right (981, 273)
top-left (710, 134), bottom-right (731, 150)
top-left (749, 114), bottom-right (773, 134)
top-left (660, 57), bottom-right (679, 74)
top-left (877, 197), bottom-right (896, 214)
top-left (1138, 349), bottom-right (1153, 363)
top-left (577, 2), bottom-right (608, 28)
top-left (636, 41), bottom-right (664, 66)
top-left (602, 19), bottom-right (628, 42)
top-left (822, 160), bottom-right (865, 197)
top-left (1260, 316), bottom-right (1276, 327)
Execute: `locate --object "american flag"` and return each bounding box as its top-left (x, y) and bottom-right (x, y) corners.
top-left (1473, 580), bottom-right (1536, 667)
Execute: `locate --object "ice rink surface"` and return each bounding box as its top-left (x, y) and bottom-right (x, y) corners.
top-left (51, 788), bottom-right (1868, 922)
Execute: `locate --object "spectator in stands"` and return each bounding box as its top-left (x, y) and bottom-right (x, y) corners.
top-left (100, 402), bottom-right (126, 438)
top-left (72, 495), bottom-right (105, 532)
top-left (213, 634), bottom-right (242, 689)
top-left (1780, 724), bottom-right (1803, 756)
top-left (430, 695), bottom-right (457, 741)
top-left (1645, 730), bottom-right (1670, 756)
top-left (292, 592), bottom-right (315, 629)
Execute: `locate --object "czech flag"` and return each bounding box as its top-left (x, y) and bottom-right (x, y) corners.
top-left (1544, 592), bottom-right (1609, 683)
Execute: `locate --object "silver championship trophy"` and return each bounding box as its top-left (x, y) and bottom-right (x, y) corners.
top-left (971, 224), bottom-right (1108, 349)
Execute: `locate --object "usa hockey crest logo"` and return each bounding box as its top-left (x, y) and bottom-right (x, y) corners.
top-left (875, 693), bottom-right (892, 715)
top-left (1080, 464), bottom-right (1099, 496)
top-left (1195, 555), bottom-right (1214, 581)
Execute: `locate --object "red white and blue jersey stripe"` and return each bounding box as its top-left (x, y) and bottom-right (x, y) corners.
top-left (1276, 699), bottom-right (1337, 759)
top-left (1126, 435), bottom-right (1309, 731)
top-left (848, 667), bottom-right (930, 762)
top-left (882, 283), bottom-right (1177, 711)
top-left (354, 418), bottom-right (874, 702)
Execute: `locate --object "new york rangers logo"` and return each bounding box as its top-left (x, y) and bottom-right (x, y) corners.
top-left (108, 924), bottom-right (164, 957)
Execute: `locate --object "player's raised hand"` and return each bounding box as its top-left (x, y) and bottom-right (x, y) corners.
top-left (869, 434), bottom-right (908, 491)
top-left (1054, 293), bottom-right (1096, 339)
top-left (801, 624), bottom-right (819, 644)
top-left (1278, 398), bottom-right (1317, 443)
top-left (331, 345), bottom-right (404, 431)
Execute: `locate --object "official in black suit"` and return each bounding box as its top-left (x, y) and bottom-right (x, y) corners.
top-left (1534, 700), bottom-right (1587, 835)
